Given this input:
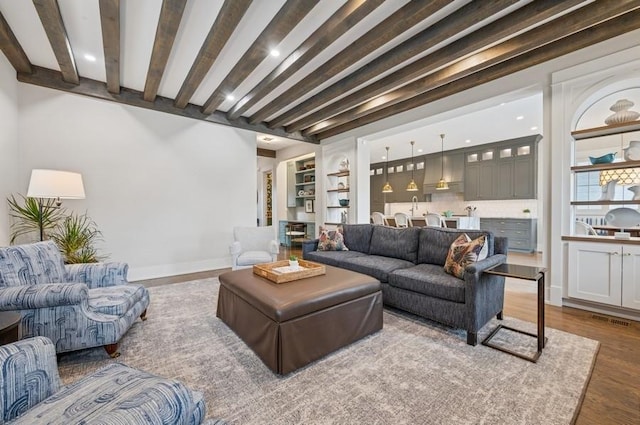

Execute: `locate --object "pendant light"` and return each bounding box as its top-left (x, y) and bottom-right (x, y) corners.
top-left (436, 134), bottom-right (449, 190)
top-left (382, 146), bottom-right (393, 193)
top-left (406, 140), bottom-right (419, 192)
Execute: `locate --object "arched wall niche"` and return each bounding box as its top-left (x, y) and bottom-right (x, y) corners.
top-left (572, 77), bottom-right (640, 131)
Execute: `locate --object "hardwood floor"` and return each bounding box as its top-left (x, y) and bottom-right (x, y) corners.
top-left (137, 250), bottom-right (640, 424)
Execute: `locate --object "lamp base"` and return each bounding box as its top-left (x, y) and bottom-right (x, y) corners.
top-left (614, 231), bottom-right (631, 240)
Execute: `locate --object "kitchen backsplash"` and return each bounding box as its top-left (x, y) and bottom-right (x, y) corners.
top-left (385, 191), bottom-right (537, 218)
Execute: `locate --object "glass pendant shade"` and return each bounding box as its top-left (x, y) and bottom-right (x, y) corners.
top-left (382, 146), bottom-right (393, 193)
top-left (436, 178), bottom-right (449, 190)
top-left (406, 140), bottom-right (419, 191)
top-left (406, 179), bottom-right (419, 191)
top-left (436, 134), bottom-right (449, 190)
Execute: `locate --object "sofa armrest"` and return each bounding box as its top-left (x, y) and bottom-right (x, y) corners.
top-left (302, 239), bottom-right (319, 259)
top-left (229, 241), bottom-right (242, 256)
top-left (0, 283), bottom-right (88, 311)
top-left (0, 336), bottom-right (61, 422)
top-left (65, 262), bottom-right (129, 288)
top-left (465, 254), bottom-right (507, 275)
top-left (268, 239), bottom-right (280, 255)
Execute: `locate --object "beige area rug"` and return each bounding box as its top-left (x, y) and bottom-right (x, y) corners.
top-left (58, 279), bottom-right (599, 424)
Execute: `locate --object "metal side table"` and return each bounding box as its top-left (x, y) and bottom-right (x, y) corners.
top-left (482, 263), bottom-right (548, 363)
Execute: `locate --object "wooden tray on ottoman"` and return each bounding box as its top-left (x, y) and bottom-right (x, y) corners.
top-left (253, 260), bottom-right (326, 283)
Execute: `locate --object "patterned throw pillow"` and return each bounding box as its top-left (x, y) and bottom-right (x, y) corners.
top-left (317, 229), bottom-right (349, 251)
top-left (443, 233), bottom-right (487, 279)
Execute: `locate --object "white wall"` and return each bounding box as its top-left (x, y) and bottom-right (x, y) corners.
top-left (0, 54), bottom-right (19, 245)
top-left (17, 84), bottom-right (257, 280)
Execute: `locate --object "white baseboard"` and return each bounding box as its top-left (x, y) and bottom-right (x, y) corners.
top-left (128, 257), bottom-right (231, 281)
top-left (563, 299), bottom-right (640, 322)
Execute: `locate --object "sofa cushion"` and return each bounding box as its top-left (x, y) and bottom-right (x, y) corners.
top-left (443, 234), bottom-right (488, 279)
top-left (237, 251), bottom-right (273, 266)
top-left (339, 255), bottom-right (414, 283)
top-left (0, 241), bottom-right (67, 288)
top-left (388, 263), bottom-right (466, 303)
top-left (369, 226), bottom-right (421, 263)
top-left (417, 227), bottom-right (494, 266)
top-left (303, 250), bottom-right (366, 267)
top-left (318, 229), bottom-right (348, 251)
top-left (88, 284), bottom-right (148, 316)
top-left (342, 224), bottom-right (374, 254)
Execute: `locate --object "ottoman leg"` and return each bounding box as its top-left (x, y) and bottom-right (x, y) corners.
top-left (104, 343), bottom-right (120, 358)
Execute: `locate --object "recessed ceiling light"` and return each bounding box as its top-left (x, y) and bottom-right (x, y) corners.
top-left (381, 156), bottom-right (386, 160)
top-left (499, 102), bottom-right (505, 106)
top-left (270, 49), bottom-right (280, 57)
top-left (84, 54), bottom-right (96, 62)
top-left (226, 94), bottom-right (235, 101)
top-left (516, 115), bottom-right (524, 120)
top-left (263, 137), bottom-right (274, 143)
top-left (530, 126), bottom-right (538, 131)
top-left (465, 139), bottom-right (471, 143)
top-left (417, 149), bottom-right (423, 153)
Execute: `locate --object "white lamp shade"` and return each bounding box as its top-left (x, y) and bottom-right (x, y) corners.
top-left (27, 169), bottom-right (85, 199)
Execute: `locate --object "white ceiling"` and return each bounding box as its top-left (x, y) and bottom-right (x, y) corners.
top-left (257, 89), bottom-right (545, 161)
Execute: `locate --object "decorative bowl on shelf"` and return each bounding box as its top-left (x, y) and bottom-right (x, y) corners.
top-left (588, 152), bottom-right (616, 164)
top-left (605, 207), bottom-right (640, 228)
top-left (338, 199), bottom-right (349, 207)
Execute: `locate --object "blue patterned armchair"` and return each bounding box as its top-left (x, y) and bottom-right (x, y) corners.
top-left (0, 337), bottom-right (223, 424)
top-left (0, 241), bottom-right (149, 357)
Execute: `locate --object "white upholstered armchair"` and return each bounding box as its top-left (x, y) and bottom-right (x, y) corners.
top-left (229, 226), bottom-right (279, 270)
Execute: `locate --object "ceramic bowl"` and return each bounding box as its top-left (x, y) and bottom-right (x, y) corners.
top-left (589, 152), bottom-right (616, 164)
top-left (339, 199), bottom-right (349, 207)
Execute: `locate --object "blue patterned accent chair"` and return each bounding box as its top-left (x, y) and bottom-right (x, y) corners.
top-left (0, 337), bottom-right (224, 424)
top-left (0, 241), bottom-right (149, 357)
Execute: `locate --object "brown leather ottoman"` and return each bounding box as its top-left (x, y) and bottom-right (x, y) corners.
top-left (217, 265), bottom-right (382, 374)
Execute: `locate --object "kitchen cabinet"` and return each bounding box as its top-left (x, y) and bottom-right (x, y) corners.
top-left (424, 150), bottom-right (464, 194)
top-left (568, 241), bottom-right (640, 309)
top-left (464, 135), bottom-right (540, 200)
top-left (480, 218), bottom-right (537, 253)
top-left (370, 157), bottom-right (426, 204)
top-left (370, 171), bottom-right (385, 214)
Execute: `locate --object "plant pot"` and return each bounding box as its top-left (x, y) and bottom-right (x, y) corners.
top-left (289, 260), bottom-right (299, 270)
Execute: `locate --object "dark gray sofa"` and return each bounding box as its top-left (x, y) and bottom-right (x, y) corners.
top-left (302, 224), bottom-right (508, 345)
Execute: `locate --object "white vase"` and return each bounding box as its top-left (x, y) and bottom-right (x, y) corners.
top-left (599, 179), bottom-right (618, 201)
top-left (289, 260), bottom-right (299, 270)
top-left (623, 141), bottom-right (640, 161)
top-left (605, 99), bottom-right (640, 125)
top-left (628, 185), bottom-right (640, 201)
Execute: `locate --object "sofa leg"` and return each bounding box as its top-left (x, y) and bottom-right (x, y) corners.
top-left (104, 344), bottom-right (120, 358)
top-left (140, 309), bottom-right (148, 321)
top-left (497, 311), bottom-right (504, 320)
top-left (467, 331), bottom-right (478, 346)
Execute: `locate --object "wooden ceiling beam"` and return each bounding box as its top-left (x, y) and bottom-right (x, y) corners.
top-left (0, 11), bottom-right (32, 73)
top-left (226, 0), bottom-right (384, 120)
top-left (174, 0), bottom-right (252, 109)
top-left (99, 0), bottom-right (120, 94)
top-left (143, 0), bottom-right (187, 102)
top-left (33, 0), bottom-right (78, 84)
top-left (284, 0), bottom-right (585, 133)
top-left (201, 0), bottom-right (319, 115)
top-left (248, 0), bottom-right (453, 125)
top-left (17, 66), bottom-right (317, 144)
top-left (308, 1), bottom-right (640, 136)
top-left (257, 148), bottom-right (276, 158)
top-left (315, 9), bottom-right (640, 140)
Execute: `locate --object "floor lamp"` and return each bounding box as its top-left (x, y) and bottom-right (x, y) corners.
top-left (26, 169), bottom-right (86, 241)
